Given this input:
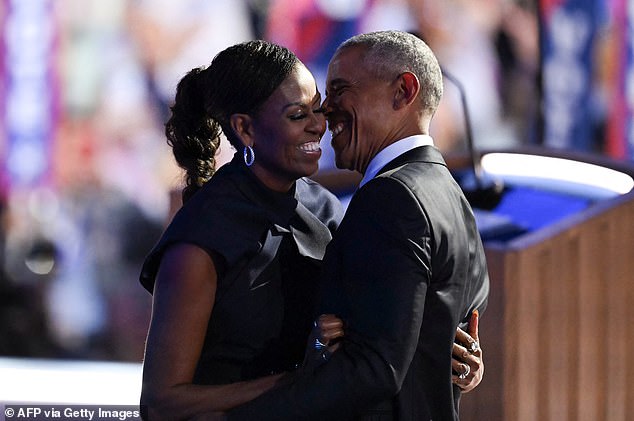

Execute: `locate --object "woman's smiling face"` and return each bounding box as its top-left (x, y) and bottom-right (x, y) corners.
top-left (249, 63), bottom-right (326, 192)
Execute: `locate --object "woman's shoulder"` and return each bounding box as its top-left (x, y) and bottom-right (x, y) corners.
top-left (140, 170), bottom-right (264, 293)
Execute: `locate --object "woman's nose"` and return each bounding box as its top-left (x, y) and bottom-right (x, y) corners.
top-left (318, 115), bottom-right (327, 134)
top-left (310, 111), bottom-right (326, 134)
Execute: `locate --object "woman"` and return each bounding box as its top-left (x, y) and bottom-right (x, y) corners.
top-left (139, 40), bottom-right (481, 420)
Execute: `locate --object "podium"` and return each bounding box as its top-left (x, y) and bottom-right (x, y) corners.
top-left (455, 148), bottom-right (634, 421)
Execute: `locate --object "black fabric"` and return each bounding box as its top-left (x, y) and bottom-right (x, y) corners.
top-left (228, 145), bottom-right (489, 420)
top-left (139, 154), bottom-right (343, 384)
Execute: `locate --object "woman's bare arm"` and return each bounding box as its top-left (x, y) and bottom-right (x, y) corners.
top-left (140, 244), bottom-right (284, 420)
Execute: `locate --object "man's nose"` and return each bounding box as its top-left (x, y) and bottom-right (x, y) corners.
top-left (322, 96), bottom-right (333, 116)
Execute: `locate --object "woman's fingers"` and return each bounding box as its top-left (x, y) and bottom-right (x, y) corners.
top-left (317, 314), bottom-right (344, 344)
top-left (451, 310), bottom-right (483, 392)
top-left (468, 310), bottom-right (480, 342)
top-left (318, 314), bottom-right (343, 328)
top-left (454, 312), bottom-right (481, 357)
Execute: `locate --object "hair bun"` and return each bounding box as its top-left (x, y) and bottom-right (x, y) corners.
top-left (165, 67), bottom-right (221, 201)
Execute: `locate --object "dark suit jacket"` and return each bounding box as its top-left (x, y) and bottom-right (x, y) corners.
top-left (228, 145), bottom-right (490, 420)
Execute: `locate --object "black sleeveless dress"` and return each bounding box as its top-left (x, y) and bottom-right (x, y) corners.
top-left (140, 155), bottom-right (343, 384)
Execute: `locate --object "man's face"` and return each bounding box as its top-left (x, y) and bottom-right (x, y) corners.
top-left (324, 46), bottom-right (396, 173)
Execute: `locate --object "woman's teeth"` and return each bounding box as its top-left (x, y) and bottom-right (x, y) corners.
top-left (298, 141), bottom-right (320, 152)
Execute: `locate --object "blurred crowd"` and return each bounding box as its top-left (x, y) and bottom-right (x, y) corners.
top-left (0, 0), bottom-right (614, 362)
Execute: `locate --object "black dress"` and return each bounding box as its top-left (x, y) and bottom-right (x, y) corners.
top-left (140, 155), bottom-right (343, 385)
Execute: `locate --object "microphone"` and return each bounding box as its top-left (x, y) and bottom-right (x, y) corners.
top-left (441, 68), bottom-right (505, 210)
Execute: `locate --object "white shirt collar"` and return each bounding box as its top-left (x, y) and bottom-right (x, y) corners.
top-left (358, 134), bottom-right (434, 188)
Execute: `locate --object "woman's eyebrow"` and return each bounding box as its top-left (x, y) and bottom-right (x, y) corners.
top-left (282, 95), bottom-right (322, 111)
top-left (282, 101), bottom-right (308, 111)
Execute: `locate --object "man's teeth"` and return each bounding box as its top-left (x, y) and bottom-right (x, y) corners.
top-left (330, 123), bottom-right (344, 137)
top-left (298, 141), bottom-right (320, 152)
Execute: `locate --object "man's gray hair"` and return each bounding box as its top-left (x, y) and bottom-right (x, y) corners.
top-left (337, 30), bottom-right (443, 112)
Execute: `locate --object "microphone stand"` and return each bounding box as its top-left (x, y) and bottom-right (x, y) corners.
top-left (441, 68), bottom-right (505, 210)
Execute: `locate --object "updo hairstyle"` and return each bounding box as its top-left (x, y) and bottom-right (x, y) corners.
top-left (165, 40), bottom-right (299, 202)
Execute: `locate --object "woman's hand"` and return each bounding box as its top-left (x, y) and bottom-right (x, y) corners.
top-left (316, 314), bottom-right (344, 353)
top-left (303, 314), bottom-right (344, 368)
top-left (452, 310), bottom-right (483, 393)
top-left (310, 312), bottom-right (484, 393)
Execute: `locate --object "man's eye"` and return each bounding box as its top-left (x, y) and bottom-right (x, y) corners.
top-left (333, 87), bottom-right (345, 96)
top-left (290, 114), bottom-right (306, 120)
top-left (313, 107), bottom-right (325, 114)
top-left (326, 86), bottom-right (345, 98)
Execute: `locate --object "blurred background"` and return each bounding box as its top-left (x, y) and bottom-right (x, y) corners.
top-left (0, 0), bottom-right (632, 404)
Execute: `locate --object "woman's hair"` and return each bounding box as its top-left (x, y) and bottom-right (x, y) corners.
top-left (165, 40), bottom-right (300, 202)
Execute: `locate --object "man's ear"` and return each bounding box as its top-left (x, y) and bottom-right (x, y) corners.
top-left (393, 72), bottom-right (420, 109)
top-left (229, 113), bottom-right (255, 147)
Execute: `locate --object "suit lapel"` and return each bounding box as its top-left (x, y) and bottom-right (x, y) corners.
top-left (376, 145), bottom-right (447, 177)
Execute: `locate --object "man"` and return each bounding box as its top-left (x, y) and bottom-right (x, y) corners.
top-left (228, 30), bottom-right (490, 420)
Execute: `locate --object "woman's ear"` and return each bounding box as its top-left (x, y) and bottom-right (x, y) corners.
top-left (230, 113), bottom-right (255, 147)
top-left (393, 72), bottom-right (420, 109)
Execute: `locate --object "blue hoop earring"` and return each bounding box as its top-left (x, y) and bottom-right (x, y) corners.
top-left (243, 145), bottom-right (255, 167)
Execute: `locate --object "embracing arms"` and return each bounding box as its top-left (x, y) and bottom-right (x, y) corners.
top-left (227, 178), bottom-right (481, 419)
top-left (140, 244), bottom-right (283, 420)
top-left (315, 311), bottom-right (484, 393)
